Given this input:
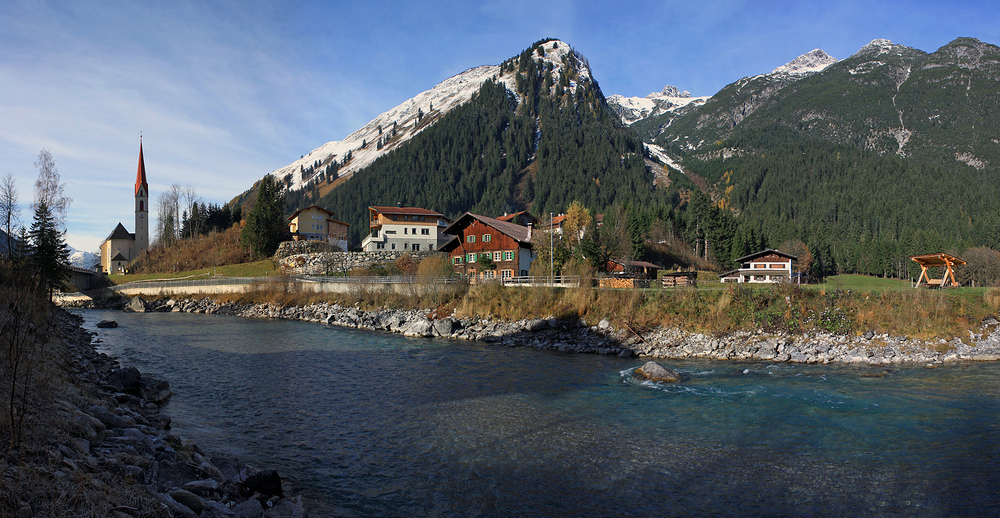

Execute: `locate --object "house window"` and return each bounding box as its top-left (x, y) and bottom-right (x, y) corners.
top-left (413, 244), bottom-right (420, 251)
top-left (404, 228), bottom-right (408, 234)
top-left (501, 270), bottom-right (512, 278)
top-left (404, 215), bottom-right (409, 221)
top-left (493, 252), bottom-right (502, 261)
top-left (467, 235), bottom-right (476, 243)
top-left (391, 243), bottom-right (396, 250)
top-left (482, 234), bottom-right (492, 242)
top-left (520, 270), bottom-right (528, 276)
top-left (421, 228), bottom-right (429, 235)
top-left (453, 256), bottom-right (463, 265)
top-left (503, 251), bottom-right (514, 261)
top-left (467, 253), bottom-right (476, 263)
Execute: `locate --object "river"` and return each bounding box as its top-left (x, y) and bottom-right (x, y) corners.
top-left (75, 309), bottom-right (1000, 517)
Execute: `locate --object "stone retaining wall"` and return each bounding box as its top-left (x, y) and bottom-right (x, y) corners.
top-left (279, 250), bottom-right (438, 275)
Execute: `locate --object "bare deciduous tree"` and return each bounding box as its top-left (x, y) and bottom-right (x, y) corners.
top-left (155, 188), bottom-right (180, 246)
top-left (0, 173), bottom-right (19, 259)
top-left (32, 150), bottom-right (71, 229)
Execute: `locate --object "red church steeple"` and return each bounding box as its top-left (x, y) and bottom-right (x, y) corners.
top-left (135, 140), bottom-right (148, 196)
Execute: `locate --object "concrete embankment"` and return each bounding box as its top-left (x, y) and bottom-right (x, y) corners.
top-left (64, 295), bottom-right (1000, 366)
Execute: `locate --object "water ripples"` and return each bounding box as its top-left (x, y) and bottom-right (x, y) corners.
top-left (78, 309), bottom-right (1000, 517)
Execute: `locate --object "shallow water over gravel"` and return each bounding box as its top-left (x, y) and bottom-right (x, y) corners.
top-left (77, 309), bottom-right (1000, 517)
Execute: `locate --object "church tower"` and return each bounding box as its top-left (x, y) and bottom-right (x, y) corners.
top-left (134, 140), bottom-right (149, 255)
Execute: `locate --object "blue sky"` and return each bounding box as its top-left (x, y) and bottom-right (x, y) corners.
top-left (1, 0), bottom-right (997, 251)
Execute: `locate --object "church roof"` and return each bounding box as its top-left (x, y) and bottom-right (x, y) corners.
top-left (104, 222), bottom-right (134, 242)
top-left (135, 141), bottom-right (148, 196)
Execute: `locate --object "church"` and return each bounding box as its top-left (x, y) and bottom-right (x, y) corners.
top-left (99, 142), bottom-right (149, 274)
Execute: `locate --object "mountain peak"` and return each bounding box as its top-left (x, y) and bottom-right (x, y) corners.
top-left (771, 49), bottom-right (838, 76)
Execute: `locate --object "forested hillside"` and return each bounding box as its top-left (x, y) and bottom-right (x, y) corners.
top-left (303, 40), bottom-right (690, 248)
top-left (642, 37), bottom-right (1000, 278)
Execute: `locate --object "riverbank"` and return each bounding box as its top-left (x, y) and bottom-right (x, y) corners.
top-left (2, 305), bottom-right (306, 517)
top-left (61, 294), bottom-right (1000, 366)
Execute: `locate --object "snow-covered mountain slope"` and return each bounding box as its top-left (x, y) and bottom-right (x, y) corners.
top-left (68, 247), bottom-right (98, 269)
top-left (268, 39), bottom-right (591, 194)
top-left (607, 86), bottom-right (709, 125)
top-left (770, 48), bottom-right (839, 77)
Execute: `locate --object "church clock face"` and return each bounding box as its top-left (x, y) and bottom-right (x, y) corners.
top-left (139, 214), bottom-right (144, 220)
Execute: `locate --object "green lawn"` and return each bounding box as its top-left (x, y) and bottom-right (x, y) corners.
top-left (109, 259), bottom-right (278, 284)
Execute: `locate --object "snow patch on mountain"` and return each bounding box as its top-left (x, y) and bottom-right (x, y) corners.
top-left (645, 143), bottom-right (687, 174)
top-left (607, 86), bottom-right (709, 125)
top-left (770, 49), bottom-right (839, 76)
top-left (68, 247), bottom-right (99, 269)
top-left (269, 39), bottom-right (590, 194)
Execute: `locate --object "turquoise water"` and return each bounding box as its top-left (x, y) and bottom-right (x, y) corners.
top-left (77, 310), bottom-right (1000, 516)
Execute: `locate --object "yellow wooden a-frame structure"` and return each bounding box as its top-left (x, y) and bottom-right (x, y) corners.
top-left (910, 253), bottom-right (966, 288)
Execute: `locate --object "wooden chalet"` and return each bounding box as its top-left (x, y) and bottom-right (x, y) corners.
top-left (439, 213), bottom-right (535, 280)
top-left (721, 249), bottom-right (797, 284)
top-left (911, 252), bottom-right (965, 288)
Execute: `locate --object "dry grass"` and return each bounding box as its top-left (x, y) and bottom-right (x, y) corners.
top-left (131, 224), bottom-right (251, 274)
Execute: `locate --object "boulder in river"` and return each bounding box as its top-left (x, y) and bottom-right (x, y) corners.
top-left (124, 296), bottom-right (147, 313)
top-left (96, 319), bottom-right (118, 328)
top-left (635, 361), bottom-right (681, 383)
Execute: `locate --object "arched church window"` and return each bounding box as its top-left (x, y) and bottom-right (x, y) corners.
top-left (139, 200), bottom-right (144, 211)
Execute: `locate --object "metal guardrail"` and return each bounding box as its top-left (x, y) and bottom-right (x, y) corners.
top-left (109, 275), bottom-right (465, 291)
top-left (500, 275), bottom-right (581, 286)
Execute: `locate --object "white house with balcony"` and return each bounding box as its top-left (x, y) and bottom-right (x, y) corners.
top-left (719, 249), bottom-right (797, 283)
top-left (361, 205), bottom-right (452, 252)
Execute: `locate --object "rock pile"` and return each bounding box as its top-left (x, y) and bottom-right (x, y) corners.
top-left (39, 309), bottom-right (305, 517)
top-left (63, 296), bottom-right (1000, 366)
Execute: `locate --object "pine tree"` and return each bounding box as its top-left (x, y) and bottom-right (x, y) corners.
top-left (28, 200), bottom-right (69, 299)
top-left (240, 175), bottom-right (287, 258)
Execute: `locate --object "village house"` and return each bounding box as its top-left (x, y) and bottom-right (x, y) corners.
top-left (496, 211), bottom-right (539, 227)
top-left (439, 213), bottom-right (535, 279)
top-left (99, 142), bottom-right (149, 274)
top-left (287, 205), bottom-right (350, 251)
top-left (361, 205), bottom-right (452, 252)
top-left (719, 249), bottom-right (797, 283)
top-left (606, 258), bottom-right (662, 279)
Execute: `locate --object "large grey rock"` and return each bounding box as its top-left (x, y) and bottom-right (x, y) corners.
top-left (526, 319), bottom-right (548, 332)
top-left (124, 296), bottom-right (147, 313)
top-left (403, 318), bottom-right (434, 338)
top-left (109, 366), bottom-right (142, 393)
top-left (155, 492), bottom-right (198, 518)
top-left (140, 377), bottom-right (172, 404)
top-left (168, 489), bottom-right (206, 514)
top-left (96, 319), bottom-right (118, 328)
top-left (635, 361), bottom-right (681, 383)
top-left (88, 405), bottom-right (128, 429)
top-left (200, 501), bottom-right (237, 518)
top-left (432, 317), bottom-right (456, 336)
top-left (183, 478), bottom-right (219, 496)
top-left (232, 499), bottom-right (264, 518)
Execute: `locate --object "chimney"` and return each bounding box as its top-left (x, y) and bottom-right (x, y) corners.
top-left (526, 222), bottom-right (532, 242)
top-left (397, 201), bottom-right (403, 208)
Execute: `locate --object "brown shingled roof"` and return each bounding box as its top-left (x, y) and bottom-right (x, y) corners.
top-left (370, 205), bottom-right (444, 217)
top-left (440, 212), bottom-right (533, 252)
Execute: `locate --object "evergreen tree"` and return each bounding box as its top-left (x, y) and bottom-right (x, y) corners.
top-left (240, 175), bottom-right (287, 258)
top-left (27, 200), bottom-right (69, 298)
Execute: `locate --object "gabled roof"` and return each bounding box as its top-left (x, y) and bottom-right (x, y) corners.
top-left (735, 249), bottom-right (797, 263)
top-left (135, 141), bottom-right (148, 196)
top-left (496, 211), bottom-right (538, 224)
top-left (370, 205), bottom-right (445, 218)
top-left (110, 253), bottom-right (128, 262)
top-left (440, 212), bottom-right (533, 252)
top-left (910, 252), bottom-right (966, 266)
top-left (104, 222), bottom-right (134, 242)
top-left (609, 258), bottom-right (663, 269)
top-left (288, 205), bottom-right (335, 221)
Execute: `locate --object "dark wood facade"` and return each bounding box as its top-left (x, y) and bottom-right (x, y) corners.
top-left (440, 213), bottom-right (534, 279)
